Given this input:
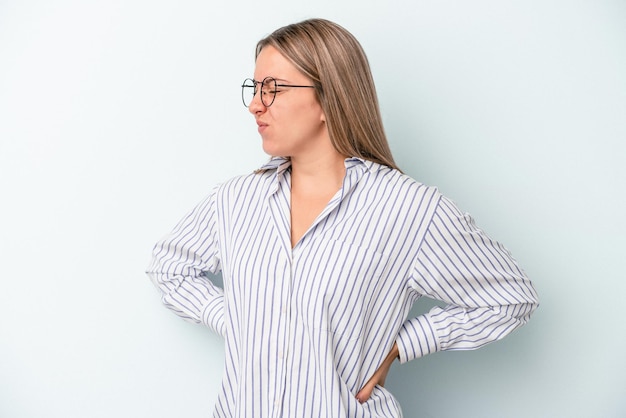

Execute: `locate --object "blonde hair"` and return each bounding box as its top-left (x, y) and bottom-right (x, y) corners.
top-left (256, 18), bottom-right (400, 171)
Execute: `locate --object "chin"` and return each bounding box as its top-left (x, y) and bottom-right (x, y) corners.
top-left (261, 141), bottom-right (288, 158)
top-left (261, 143), bottom-right (276, 156)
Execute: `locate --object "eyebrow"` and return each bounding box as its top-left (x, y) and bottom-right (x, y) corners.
top-left (253, 77), bottom-right (289, 83)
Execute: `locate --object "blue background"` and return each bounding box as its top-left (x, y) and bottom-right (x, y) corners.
top-left (1, 1), bottom-right (624, 417)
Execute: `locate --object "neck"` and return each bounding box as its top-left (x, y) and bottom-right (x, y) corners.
top-left (290, 149), bottom-right (346, 185)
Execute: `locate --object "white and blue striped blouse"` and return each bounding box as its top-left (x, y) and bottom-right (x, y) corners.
top-left (147, 157), bottom-right (538, 418)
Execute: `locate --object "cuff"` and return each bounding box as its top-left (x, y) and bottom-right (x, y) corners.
top-left (202, 296), bottom-right (225, 338)
top-left (396, 313), bottom-right (440, 363)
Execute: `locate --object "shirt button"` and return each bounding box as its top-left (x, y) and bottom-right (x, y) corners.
top-left (278, 350), bottom-right (284, 359)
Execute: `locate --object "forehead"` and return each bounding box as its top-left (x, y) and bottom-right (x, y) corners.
top-left (254, 45), bottom-right (302, 82)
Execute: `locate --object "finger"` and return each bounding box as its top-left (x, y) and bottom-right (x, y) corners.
top-left (355, 387), bottom-right (371, 403)
top-left (355, 380), bottom-right (375, 403)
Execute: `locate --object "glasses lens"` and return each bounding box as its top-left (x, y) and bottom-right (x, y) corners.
top-left (241, 78), bottom-right (256, 107)
top-left (261, 77), bottom-right (276, 107)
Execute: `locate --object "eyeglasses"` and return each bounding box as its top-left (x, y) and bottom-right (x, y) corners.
top-left (241, 76), bottom-right (316, 108)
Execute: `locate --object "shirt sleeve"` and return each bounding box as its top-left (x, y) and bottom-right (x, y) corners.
top-left (145, 186), bottom-right (226, 337)
top-left (395, 195), bottom-right (539, 363)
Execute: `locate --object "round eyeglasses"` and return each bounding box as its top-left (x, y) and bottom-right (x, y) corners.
top-left (241, 76), bottom-right (316, 108)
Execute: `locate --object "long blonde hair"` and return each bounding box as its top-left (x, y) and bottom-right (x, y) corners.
top-left (256, 18), bottom-right (399, 171)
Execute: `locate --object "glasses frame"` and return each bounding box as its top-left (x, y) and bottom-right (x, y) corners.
top-left (241, 76), bottom-right (316, 108)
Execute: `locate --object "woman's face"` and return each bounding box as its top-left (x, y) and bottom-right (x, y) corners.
top-left (249, 46), bottom-right (327, 158)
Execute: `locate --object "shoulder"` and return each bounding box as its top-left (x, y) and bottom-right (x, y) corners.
top-left (213, 171), bottom-right (271, 200)
top-left (213, 159), bottom-right (284, 204)
top-left (364, 160), bottom-right (442, 203)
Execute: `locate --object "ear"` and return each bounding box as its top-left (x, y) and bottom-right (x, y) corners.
top-left (320, 111), bottom-right (326, 123)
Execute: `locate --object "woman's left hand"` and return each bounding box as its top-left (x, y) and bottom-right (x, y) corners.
top-left (356, 342), bottom-right (399, 403)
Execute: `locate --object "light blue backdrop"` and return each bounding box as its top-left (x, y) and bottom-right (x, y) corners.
top-left (1, 1), bottom-right (624, 417)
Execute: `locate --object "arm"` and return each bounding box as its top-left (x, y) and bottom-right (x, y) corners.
top-left (356, 342), bottom-right (399, 403)
top-left (145, 187), bottom-right (226, 337)
top-left (396, 195), bottom-right (539, 363)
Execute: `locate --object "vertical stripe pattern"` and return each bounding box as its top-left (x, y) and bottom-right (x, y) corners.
top-left (146, 157), bottom-right (539, 417)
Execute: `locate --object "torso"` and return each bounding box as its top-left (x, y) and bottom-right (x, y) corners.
top-left (290, 184), bottom-right (339, 247)
top-left (289, 156), bottom-right (346, 248)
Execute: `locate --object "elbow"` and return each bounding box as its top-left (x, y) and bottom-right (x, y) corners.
top-left (510, 298), bottom-right (539, 326)
top-left (522, 287), bottom-right (540, 321)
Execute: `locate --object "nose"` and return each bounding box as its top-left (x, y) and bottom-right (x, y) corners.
top-left (248, 89), bottom-right (267, 115)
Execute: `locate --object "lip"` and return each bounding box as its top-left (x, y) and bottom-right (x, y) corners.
top-left (256, 120), bottom-right (268, 133)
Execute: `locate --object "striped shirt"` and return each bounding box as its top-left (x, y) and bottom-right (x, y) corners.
top-left (146, 157), bottom-right (538, 418)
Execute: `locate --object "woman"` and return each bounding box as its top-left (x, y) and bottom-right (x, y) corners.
top-left (147, 18), bottom-right (538, 417)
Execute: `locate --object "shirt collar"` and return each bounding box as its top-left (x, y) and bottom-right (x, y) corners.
top-left (343, 157), bottom-right (381, 174)
top-left (259, 156), bottom-right (291, 176)
top-left (261, 156), bottom-right (385, 198)
top-left (258, 156), bottom-right (382, 176)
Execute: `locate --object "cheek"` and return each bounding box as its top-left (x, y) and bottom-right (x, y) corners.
top-left (269, 99), bottom-right (325, 136)
top-left (292, 101), bottom-right (325, 128)
top-left (304, 99), bottom-right (325, 121)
